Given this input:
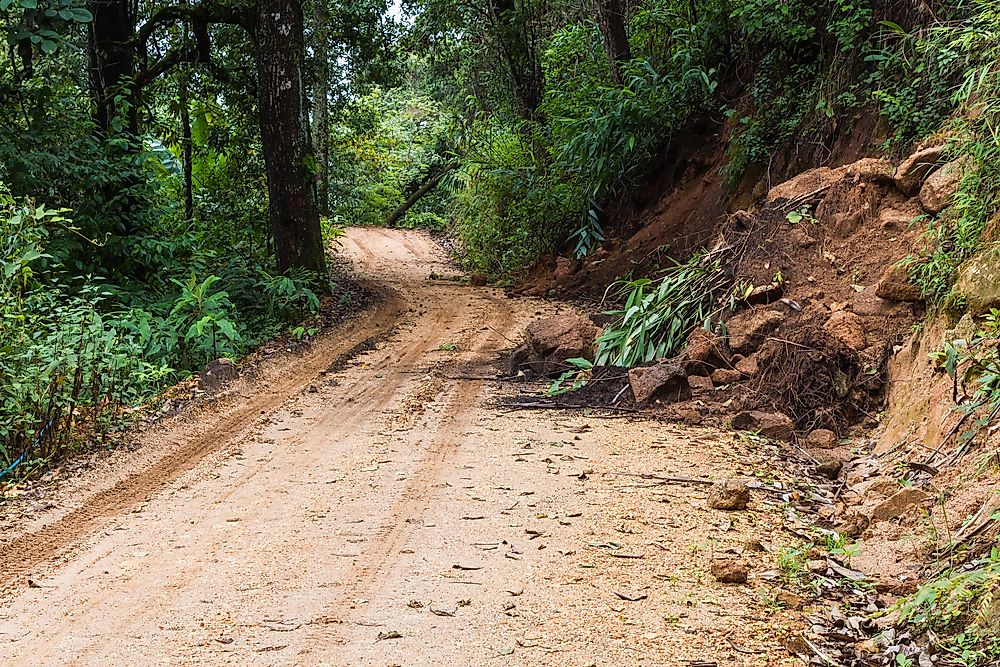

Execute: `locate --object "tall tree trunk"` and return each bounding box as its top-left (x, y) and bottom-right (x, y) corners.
top-left (256, 0), bottom-right (328, 282)
top-left (487, 0), bottom-right (544, 120)
top-left (87, 0), bottom-right (137, 135)
top-left (180, 73), bottom-right (194, 223)
top-left (596, 0), bottom-right (631, 86)
top-left (312, 0), bottom-right (330, 214)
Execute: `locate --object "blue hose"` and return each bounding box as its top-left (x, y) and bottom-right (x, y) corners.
top-left (0, 419), bottom-right (54, 481)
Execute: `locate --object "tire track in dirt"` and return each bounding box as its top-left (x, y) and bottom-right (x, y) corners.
top-left (0, 285), bottom-right (407, 593)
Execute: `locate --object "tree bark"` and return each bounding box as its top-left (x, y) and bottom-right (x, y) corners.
top-left (180, 73), bottom-right (194, 223)
top-left (487, 0), bottom-right (544, 120)
top-left (596, 0), bottom-right (631, 86)
top-left (87, 0), bottom-right (138, 135)
top-left (312, 0), bottom-right (330, 215)
top-left (255, 0), bottom-right (328, 282)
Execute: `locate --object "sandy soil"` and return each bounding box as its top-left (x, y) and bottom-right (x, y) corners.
top-left (0, 228), bottom-right (802, 666)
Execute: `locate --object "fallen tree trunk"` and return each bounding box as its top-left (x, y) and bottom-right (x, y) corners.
top-left (386, 161), bottom-right (458, 228)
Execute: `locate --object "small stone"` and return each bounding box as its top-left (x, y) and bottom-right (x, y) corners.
top-left (871, 487), bottom-right (930, 523)
top-left (824, 311), bottom-right (867, 350)
top-left (734, 354), bottom-right (758, 378)
top-left (815, 460), bottom-right (843, 480)
top-left (875, 263), bottom-right (922, 302)
top-left (776, 590), bottom-right (804, 610)
top-left (707, 478), bottom-right (750, 511)
top-left (711, 368), bottom-right (742, 386)
top-left (807, 559), bottom-right (827, 573)
top-left (687, 375), bottom-right (713, 391)
top-left (805, 429), bottom-right (837, 449)
top-left (711, 559), bottom-right (748, 584)
top-left (676, 408), bottom-right (703, 426)
top-left (835, 511), bottom-right (871, 538)
top-left (731, 411), bottom-right (795, 442)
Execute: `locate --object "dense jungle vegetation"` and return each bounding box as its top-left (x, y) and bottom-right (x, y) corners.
top-left (1, 0), bottom-right (998, 486)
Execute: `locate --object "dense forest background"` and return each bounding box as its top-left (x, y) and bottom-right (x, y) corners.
top-left (2, 0), bottom-right (998, 479)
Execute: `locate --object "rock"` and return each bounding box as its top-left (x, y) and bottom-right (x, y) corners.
top-left (954, 250), bottom-right (1000, 315)
top-left (524, 312), bottom-right (599, 375)
top-left (628, 362), bottom-right (691, 405)
top-left (815, 460), bottom-right (844, 480)
top-left (845, 157), bottom-right (894, 183)
top-left (711, 368), bottom-right (742, 386)
top-left (687, 375), bottom-right (713, 391)
top-left (766, 166), bottom-right (846, 203)
top-left (199, 358), bottom-right (239, 391)
top-left (681, 328), bottom-right (729, 376)
top-left (732, 411), bottom-right (795, 442)
top-left (727, 308), bottom-right (784, 355)
top-left (707, 478), bottom-right (751, 510)
top-left (734, 354), bottom-right (759, 378)
top-left (836, 511), bottom-right (871, 538)
top-left (919, 158), bottom-right (968, 214)
top-left (874, 264), bottom-right (922, 302)
top-left (805, 429), bottom-right (838, 449)
top-left (711, 559), bottom-right (748, 584)
top-left (824, 311), bottom-right (867, 350)
top-left (470, 272), bottom-right (489, 286)
top-left (776, 590), bottom-right (805, 610)
top-left (877, 199), bottom-right (923, 230)
top-left (507, 343), bottom-right (531, 375)
top-left (894, 144), bottom-right (947, 196)
top-left (744, 281), bottom-right (784, 306)
top-left (676, 407), bottom-right (703, 426)
top-left (872, 487), bottom-right (931, 523)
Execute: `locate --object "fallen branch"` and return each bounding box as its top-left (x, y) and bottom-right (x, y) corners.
top-left (611, 472), bottom-right (714, 485)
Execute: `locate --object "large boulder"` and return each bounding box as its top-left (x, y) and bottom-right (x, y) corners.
top-left (521, 312), bottom-right (599, 375)
top-left (954, 250), bottom-right (1000, 315)
top-left (727, 308), bottom-right (784, 355)
top-left (766, 166), bottom-right (846, 203)
top-left (920, 158), bottom-right (968, 214)
top-left (628, 362), bottom-right (691, 405)
top-left (894, 144), bottom-right (947, 196)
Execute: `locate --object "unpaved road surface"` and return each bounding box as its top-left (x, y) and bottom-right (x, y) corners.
top-left (0, 229), bottom-right (799, 665)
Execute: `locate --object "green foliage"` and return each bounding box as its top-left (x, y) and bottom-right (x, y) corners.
top-left (0, 188), bottom-right (172, 479)
top-left (930, 308), bottom-right (1000, 441)
top-left (899, 4), bottom-right (1000, 306)
top-left (896, 541), bottom-right (1000, 665)
top-left (329, 84), bottom-right (453, 228)
top-left (546, 358), bottom-right (593, 396)
top-left (594, 250), bottom-right (728, 367)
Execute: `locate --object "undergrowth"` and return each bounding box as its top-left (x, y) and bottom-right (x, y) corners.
top-left (0, 186), bottom-right (325, 486)
top-left (895, 537), bottom-right (1000, 666)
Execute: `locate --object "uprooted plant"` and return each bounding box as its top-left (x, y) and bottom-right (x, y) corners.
top-left (594, 248), bottom-right (729, 368)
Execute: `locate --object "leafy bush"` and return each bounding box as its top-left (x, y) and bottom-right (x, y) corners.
top-left (900, 4), bottom-right (1000, 306)
top-left (594, 250), bottom-right (728, 367)
top-left (0, 188), bottom-right (172, 480)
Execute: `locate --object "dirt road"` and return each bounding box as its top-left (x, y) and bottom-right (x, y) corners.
top-left (0, 229), bottom-right (799, 665)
